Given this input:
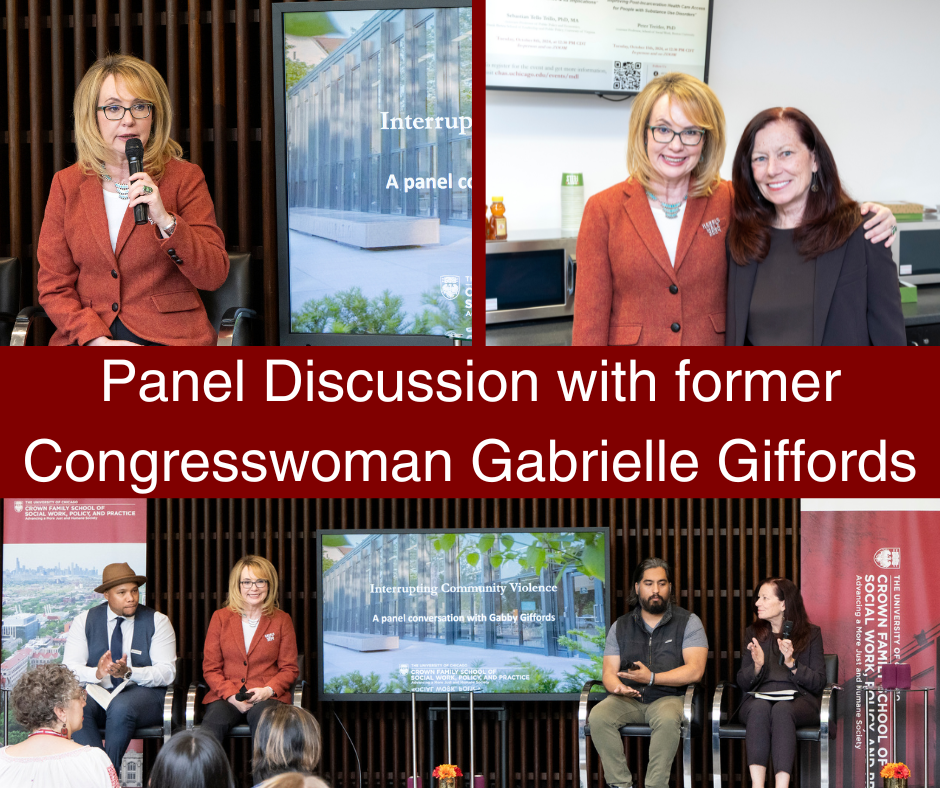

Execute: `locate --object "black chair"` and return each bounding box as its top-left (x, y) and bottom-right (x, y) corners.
top-left (578, 680), bottom-right (704, 788)
top-left (710, 654), bottom-right (840, 788)
top-left (10, 251), bottom-right (258, 346)
top-left (185, 653), bottom-right (306, 736)
top-left (0, 257), bottom-right (21, 347)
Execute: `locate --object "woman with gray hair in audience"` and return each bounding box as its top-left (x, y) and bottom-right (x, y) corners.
top-left (252, 704), bottom-right (329, 787)
top-left (0, 663), bottom-right (118, 786)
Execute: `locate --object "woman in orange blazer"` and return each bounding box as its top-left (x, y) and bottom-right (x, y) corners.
top-left (572, 73), bottom-right (896, 346)
top-left (36, 54), bottom-right (227, 346)
top-left (201, 556), bottom-right (300, 744)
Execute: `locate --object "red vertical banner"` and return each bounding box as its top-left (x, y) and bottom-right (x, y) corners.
top-left (802, 501), bottom-right (940, 788)
top-left (2, 499), bottom-right (147, 785)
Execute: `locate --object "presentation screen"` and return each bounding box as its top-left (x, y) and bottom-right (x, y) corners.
top-left (318, 529), bottom-right (609, 700)
top-left (486, 0), bottom-right (713, 95)
top-left (273, 1), bottom-right (472, 346)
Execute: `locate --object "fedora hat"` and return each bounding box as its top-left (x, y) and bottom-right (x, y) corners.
top-left (95, 562), bottom-right (147, 594)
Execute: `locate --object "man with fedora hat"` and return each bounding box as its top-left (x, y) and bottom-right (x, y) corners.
top-left (63, 562), bottom-right (177, 771)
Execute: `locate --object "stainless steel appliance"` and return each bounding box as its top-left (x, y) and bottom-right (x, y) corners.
top-left (485, 230), bottom-right (576, 323)
top-left (893, 218), bottom-right (940, 285)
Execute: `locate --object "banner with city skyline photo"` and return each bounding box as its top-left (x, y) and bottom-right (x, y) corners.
top-left (2, 499), bottom-right (147, 785)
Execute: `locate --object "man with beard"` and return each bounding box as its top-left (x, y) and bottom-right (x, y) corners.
top-left (63, 562), bottom-right (177, 772)
top-left (588, 558), bottom-right (707, 788)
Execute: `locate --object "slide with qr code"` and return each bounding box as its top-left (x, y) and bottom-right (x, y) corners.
top-left (486, 0), bottom-right (711, 94)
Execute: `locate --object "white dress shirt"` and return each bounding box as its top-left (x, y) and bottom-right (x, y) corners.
top-left (102, 188), bottom-right (128, 253)
top-left (63, 605), bottom-right (177, 689)
top-left (650, 199), bottom-right (686, 266)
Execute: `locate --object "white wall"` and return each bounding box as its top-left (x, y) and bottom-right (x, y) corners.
top-left (485, 0), bottom-right (940, 231)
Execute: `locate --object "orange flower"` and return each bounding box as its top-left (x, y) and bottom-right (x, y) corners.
top-left (880, 763), bottom-right (911, 779)
top-left (433, 765), bottom-right (464, 780)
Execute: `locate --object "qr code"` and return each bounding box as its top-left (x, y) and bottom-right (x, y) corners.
top-left (613, 61), bottom-right (642, 91)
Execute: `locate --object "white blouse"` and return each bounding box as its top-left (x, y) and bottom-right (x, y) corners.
top-left (0, 744), bottom-right (119, 788)
top-left (102, 188), bottom-right (128, 252)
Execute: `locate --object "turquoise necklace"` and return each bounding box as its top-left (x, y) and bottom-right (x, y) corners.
top-left (646, 189), bottom-right (687, 219)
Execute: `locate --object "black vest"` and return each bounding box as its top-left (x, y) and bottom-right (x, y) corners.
top-left (85, 602), bottom-right (164, 695)
top-left (615, 602), bottom-right (692, 703)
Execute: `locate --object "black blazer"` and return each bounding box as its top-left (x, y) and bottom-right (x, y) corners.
top-left (737, 624), bottom-right (827, 711)
top-left (726, 223), bottom-right (906, 346)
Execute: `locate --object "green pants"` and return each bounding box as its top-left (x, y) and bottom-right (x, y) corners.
top-left (588, 694), bottom-right (684, 788)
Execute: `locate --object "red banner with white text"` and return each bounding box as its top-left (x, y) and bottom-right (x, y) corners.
top-left (802, 502), bottom-right (940, 788)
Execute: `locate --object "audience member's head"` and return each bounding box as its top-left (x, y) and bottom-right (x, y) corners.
top-left (148, 729), bottom-right (235, 788)
top-left (256, 773), bottom-right (330, 788)
top-left (11, 663), bottom-right (85, 735)
top-left (252, 704), bottom-right (322, 783)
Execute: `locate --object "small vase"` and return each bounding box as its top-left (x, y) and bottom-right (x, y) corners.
top-left (439, 778), bottom-right (456, 788)
top-left (884, 779), bottom-right (909, 788)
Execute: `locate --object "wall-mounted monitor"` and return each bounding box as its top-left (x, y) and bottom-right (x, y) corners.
top-left (486, 0), bottom-right (713, 96)
top-left (273, 1), bottom-right (472, 345)
top-left (318, 529), bottom-right (609, 700)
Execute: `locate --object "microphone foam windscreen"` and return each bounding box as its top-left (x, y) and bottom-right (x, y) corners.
top-left (125, 138), bottom-right (144, 159)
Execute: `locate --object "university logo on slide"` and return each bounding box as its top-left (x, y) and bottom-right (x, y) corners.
top-left (14, 501), bottom-right (24, 512)
top-left (874, 547), bottom-right (900, 568)
top-left (440, 275), bottom-right (460, 300)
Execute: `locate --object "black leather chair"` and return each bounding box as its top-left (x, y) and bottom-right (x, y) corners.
top-left (0, 257), bottom-right (21, 347)
top-left (710, 654), bottom-right (840, 788)
top-left (10, 251), bottom-right (259, 346)
top-left (90, 684), bottom-right (177, 746)
top-left (578, 680), bottom-right (705, 788)
top-left (185, 653), bottom-right (306, 736)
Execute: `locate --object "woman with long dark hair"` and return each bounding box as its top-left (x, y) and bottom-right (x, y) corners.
top-left (726, 108), bottom-right (905, 345)
top-left (737, 578), bottom-right (826, 788)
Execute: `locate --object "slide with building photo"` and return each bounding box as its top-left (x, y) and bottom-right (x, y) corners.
top-left (319, 530), bottom-right (607, 697)
top-left (283, 5), bottom-right (472, 338)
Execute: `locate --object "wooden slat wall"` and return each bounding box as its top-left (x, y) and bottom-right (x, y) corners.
top-left (145, 498), bottom-right (800, 788)
top-left (1, 0), bottom-right (291, 344)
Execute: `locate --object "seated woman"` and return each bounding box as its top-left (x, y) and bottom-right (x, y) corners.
top-left (253, 704), bottom-right (328, 787)
top-left (37, 53), bottom-right (228, 346)
top-left (202, 555), bottom-right (299, 743)
top-left (737, 577), bottom-right (826, 788)
top-left (727, 107), bottom-right (905, 345)
top-left (149, 729), bottom-right (234, 788)
top-left (573, 72), bottom-right (897, 346)
top-left (0, 664), bottom-right (118, 787)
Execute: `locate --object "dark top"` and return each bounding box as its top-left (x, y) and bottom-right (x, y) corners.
top-left (746, 228), bottom-right (815, 346)
top-left (737, 624), bottom-right (827, 710)
top-left (726, 222), bottom-right (906, 346)
top-left (615, 603), bottom-right (692, 704)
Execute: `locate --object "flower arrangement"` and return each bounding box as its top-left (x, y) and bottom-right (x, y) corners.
top-left (881, 763), bottom-right (911, 780)
top-left (433, 765), bottom-right (464, 780)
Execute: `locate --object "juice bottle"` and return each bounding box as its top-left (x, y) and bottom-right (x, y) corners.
top-left (490, 197), bottom-right (507, 240)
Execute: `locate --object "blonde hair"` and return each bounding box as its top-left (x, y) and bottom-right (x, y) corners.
top-left (252, 704), bottom-right (322, 783)
top-left (226, 555), bottom-right (279, 617)
top-left (73, 53), bottom-right (183, 183)
top-left (625, 72), bottom-right (726, 198)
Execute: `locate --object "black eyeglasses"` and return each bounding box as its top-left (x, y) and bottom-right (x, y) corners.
top-left (647, 125), bottom-right (705, 146)
top-left (97, 103), bottom-right (154, 121)
top-left (240, 579), bottom-right (269, 589)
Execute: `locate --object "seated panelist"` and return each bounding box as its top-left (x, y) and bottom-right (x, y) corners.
top-left (737, 577), bottom-right (826, 788)
top-left (37, 53), bottom-right (228, 346)
top-left (201, 555), bottom-right (299, 743)
top-left (63, 562), bottom-right (177, 773)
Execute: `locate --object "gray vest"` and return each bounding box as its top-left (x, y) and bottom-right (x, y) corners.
top-left (615, 602), bottom-right (691, 703)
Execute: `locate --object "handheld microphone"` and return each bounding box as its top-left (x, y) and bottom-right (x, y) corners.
top-left (779, 620), bottom-right (794, 665)
top-left (235, 681), bottom-right (251, 702)
top-left (125, 138), bottom-right (148, 225)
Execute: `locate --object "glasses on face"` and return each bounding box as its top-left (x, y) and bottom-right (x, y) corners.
top-left (647, 125), bottom-right (705, 146)
top-left (240, 579), bottom-right (269, 590)
top-left (97, 103), bottom-right (154, 121)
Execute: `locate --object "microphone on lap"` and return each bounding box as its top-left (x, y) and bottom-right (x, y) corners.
top-left (235, 681), bottom-right (251, 702)
top-left (779, 620), bottom-right (794, 665)
top-left (125, 138), bottom-right (148, 225)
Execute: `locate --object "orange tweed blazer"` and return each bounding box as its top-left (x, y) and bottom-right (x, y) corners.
top-left (572, 177), bottom-right (732, 346)
top-left (37, 158), bottom-right (228, 346)
top-left (202, 608), bottom-right (300, 705)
